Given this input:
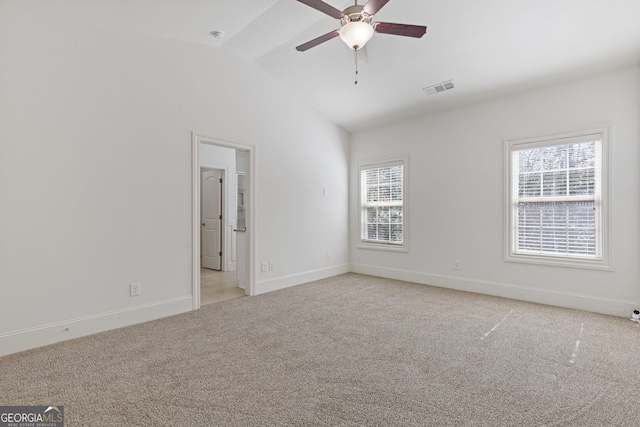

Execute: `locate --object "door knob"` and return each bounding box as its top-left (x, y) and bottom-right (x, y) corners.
top-left (202, 222), bottom-right (205, 226)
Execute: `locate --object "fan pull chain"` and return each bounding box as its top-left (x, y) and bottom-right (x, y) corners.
top-left (354, 49), bottom-right (358, 85)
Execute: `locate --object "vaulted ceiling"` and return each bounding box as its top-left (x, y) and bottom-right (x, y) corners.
top-left (30, 0), bottom-right (640, 132)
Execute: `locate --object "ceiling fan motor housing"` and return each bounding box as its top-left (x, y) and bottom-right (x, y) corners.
top-left (341, 5), bottom-right (372, 25)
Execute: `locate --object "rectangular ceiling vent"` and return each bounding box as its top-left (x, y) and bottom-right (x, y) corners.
top-left (423, 80), bottom-right (454, 95)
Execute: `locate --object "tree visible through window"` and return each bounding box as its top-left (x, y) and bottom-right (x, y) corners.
top-left (360, 159), bottom-right (405, 247)
top-left (505, 126), bottom-right (610, 269)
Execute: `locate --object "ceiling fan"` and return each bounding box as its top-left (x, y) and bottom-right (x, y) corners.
top-left (295, 0), bottom-right (426, 82)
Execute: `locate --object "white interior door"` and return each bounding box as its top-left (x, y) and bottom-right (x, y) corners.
top-left (202, 170), bottom-right (222, 270)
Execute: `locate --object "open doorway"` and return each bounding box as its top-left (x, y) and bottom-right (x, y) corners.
top-left (192, 133), bottom-right (254, 309)
top-left (200, 167), bottom-right (243, 305)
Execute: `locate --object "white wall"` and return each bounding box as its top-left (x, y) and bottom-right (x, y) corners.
top-left (350, 65), bottom-right (640, 315)
top-left (0, 6), bottom-right (349, 355)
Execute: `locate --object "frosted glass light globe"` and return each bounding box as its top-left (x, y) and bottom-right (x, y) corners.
top-left (339, 21), bottom-right (374, 50)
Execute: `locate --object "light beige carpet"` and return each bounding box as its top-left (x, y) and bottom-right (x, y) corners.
top-left (2, 273), bottom-right (640, 426)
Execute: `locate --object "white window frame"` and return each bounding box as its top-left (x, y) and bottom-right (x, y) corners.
top-left (358, 156), bottom-right (408, 252)
top-left (504, 125), bottom-right (612, 270)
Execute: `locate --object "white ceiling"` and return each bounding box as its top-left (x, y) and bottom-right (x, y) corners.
top-left (34, 0), bottom-right (640, 132)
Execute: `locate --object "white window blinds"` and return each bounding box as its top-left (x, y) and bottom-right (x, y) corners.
top-left (360, 161), bottom-right (404, 245)
top-left (511, 135), bottom-right (603, 260)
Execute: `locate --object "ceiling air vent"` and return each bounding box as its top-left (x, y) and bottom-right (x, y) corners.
top-left (423, 80), bottom-right (454, 95)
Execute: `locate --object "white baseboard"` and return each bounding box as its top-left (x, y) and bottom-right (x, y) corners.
top-left (5, 265), bottom-right (635, 357)
top-left (350, 263), bottom-right (640, 317)
top-left (0, 296), bottom-right (193, 357)
top-left (255, 263), bottom-right (351, 295)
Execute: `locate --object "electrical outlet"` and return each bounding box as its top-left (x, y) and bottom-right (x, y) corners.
top-left (323, 188), bottom-right (329, 196)
top-left (130, 282), bottom-right (141, 296)
top-left (327, 250), bottom-right (332, 258)
top-left (453, 260), bottom-right (461, 270)
top-left (261, 262), bottom-right (268, 272)
top-left (269, 261), bottom-right (275, 271)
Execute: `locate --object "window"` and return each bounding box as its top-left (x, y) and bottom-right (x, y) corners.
top-left (359, 157), bottom-right (407, 251)
top-left (504, 125), bottom-right (611, 269)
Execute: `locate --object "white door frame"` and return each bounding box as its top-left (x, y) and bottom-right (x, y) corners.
top-left (192, 132), bottom-right (255, 309)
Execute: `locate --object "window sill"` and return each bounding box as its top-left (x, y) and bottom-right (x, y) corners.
top-left (358, 242), bottom-right (408, 253)
top-left (505, 252), bottom-right (612, 271)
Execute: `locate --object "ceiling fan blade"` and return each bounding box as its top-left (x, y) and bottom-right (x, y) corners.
top-left (296, 30), bottom-right (340, 52)
top-left (356, 46), bottom-right (369, 65)
top-left (363, 0), bottom-right (390, 16)
top-left (296, 0), bottom-right (344, 19)
top-left (375, 22), bottom-right (427, 38)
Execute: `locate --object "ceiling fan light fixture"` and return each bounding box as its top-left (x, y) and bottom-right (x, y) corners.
top-left (339, 21), bottom-right (374, 50)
